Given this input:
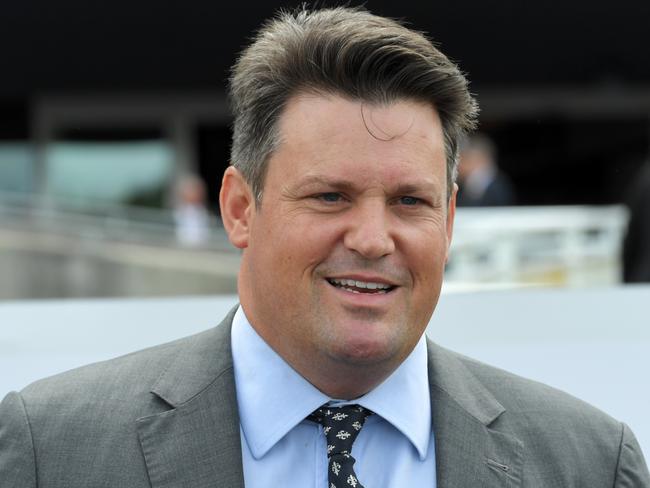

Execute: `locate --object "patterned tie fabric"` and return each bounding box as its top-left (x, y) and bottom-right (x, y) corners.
top-left (309, 404), bottom-right (373, 488)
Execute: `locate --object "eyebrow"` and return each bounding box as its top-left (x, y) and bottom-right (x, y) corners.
top-left (297, 175), bottom-right (358, 192)
top-left (393, 182), bottom-right (438, 195)
top-left (297, 175), bottom-right (439, 195)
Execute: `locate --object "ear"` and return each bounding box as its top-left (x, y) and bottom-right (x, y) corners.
top-left (444, 183), bottom-right (458, 263)
top-left (219, 166), bottom-right (254, 249)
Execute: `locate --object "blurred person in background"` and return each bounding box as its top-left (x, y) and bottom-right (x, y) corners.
top-left (173, 173), bottom-right (211, 246)
top-left (1, 6), bottom-right (648, 488)
top-left (623, 161), bottom-right (650, 282)
top-left (457, 133), bottom-right (516, 206)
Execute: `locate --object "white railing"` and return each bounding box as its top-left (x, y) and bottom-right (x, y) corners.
top-left (447, 205), bottom-right (628, 286)
top-left (0, 190), bottom-right (233, 251)
top-left (1, 193), bottom-right (630, 288)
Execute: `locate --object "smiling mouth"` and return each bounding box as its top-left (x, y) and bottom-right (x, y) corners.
top-left (326, 278), bottom-right (396, 294)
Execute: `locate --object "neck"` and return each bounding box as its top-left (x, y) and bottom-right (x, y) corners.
top-left (284, 348), bottom-right (402, 400)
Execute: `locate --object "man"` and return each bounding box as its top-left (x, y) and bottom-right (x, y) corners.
top-left (1, 7), bottom-right (648, 487)
top-left (457, 134), bottom-right (516, 207)
top-left (623, 161), bottom-right (650, 282)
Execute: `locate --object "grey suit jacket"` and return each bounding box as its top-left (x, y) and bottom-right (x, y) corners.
top-left (1, 308), bottom-right (649, 487)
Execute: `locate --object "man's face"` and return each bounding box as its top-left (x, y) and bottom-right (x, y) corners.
top-left (227, 94), bottom-right (455, 393)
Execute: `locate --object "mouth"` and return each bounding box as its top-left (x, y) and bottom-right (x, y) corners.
top-left (326, 277), bottom-right (397, 295)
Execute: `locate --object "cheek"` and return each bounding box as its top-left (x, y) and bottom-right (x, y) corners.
top-left (270, 220), bottom-right (338, 279)
top-left (295, 218), bottom-right (343, 251)
top-left (405, 233), bottom-right (448, 283)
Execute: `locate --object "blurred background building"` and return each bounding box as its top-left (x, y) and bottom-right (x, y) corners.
top-left (1, 0), bottom-right (649, 299)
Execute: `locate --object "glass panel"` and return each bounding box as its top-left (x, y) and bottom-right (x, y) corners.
top-left (0, 142), bottom-right (34, 193)
top-left (46, 141), bottom-right (173, 207)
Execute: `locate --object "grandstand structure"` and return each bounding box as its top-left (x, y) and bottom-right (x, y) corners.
top-left (0, 1), bottom-right (649, 297)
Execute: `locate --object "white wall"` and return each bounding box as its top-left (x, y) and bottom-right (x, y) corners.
top-left (1, 286), bottom-right (649, 455)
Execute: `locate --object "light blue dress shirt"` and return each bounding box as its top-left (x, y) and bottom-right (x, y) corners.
top-left (231, 306), bottom-right (437, 487)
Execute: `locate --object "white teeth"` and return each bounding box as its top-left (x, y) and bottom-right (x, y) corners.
top-left (329, 278), bottom-right (391, 290)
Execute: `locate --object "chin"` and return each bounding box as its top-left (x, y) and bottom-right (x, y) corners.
top-left (328, 337), bottom-right (401, 367)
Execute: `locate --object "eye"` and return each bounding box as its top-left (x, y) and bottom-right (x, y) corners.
top-left (317, 192), bottom-right (343, 203)
top-left (399, 196), bottom-right (421, 206)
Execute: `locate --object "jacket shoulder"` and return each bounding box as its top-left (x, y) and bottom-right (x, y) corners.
top-left (458, 351), bottom-right (611, 415)
top-left (446, 347), bottom-right (631, 474)
top-left (20, 325), bottom-right (222, 417)
top-left (0, 324), bottom-right (232, 487)
top-left (431, 344), bottom-right (650, 485)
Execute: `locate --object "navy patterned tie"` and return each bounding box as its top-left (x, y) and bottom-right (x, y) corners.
top-left (309, 404), bottom-right (373, 488)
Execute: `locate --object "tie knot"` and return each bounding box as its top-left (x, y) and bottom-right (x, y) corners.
top-left (309, 405), bottom-right (372, 456)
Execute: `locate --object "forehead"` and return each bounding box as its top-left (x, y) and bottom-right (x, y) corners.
top-left (269, 94), bottom-right (446, 187)
top-left (265, 94), bottom-right (446, 193)
top-left (278, 93), bottom-right (441, 141)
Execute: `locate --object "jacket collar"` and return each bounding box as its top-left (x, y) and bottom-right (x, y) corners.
top-left (136, 307), bottom-right (245, 488)
top-left (427, 339), bottom-right (524, 487)
top-left (134, 310), bottom-right (523, 488)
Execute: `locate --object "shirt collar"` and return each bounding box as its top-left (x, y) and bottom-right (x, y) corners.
top-left (354, 332), bottom-right (431, 460)
top-left (231, 306), bottom-right (431, 461)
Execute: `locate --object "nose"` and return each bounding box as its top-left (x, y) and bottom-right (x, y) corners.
top-left (343, 201), bottom-right (396, 259)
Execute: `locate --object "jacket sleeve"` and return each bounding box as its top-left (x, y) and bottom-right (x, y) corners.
top-left (614, 423), bottom-right (650, 487)
top-left (0, 391), bottom-right (38, 488)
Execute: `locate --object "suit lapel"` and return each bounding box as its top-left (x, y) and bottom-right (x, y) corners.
top-left (428, 340), bottom-right (523, 487)
top-left (136, 308), bottom-right (245, 488)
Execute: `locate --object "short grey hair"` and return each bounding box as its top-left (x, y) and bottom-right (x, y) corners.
top-left (229, 6), bottom-right (478, 202)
